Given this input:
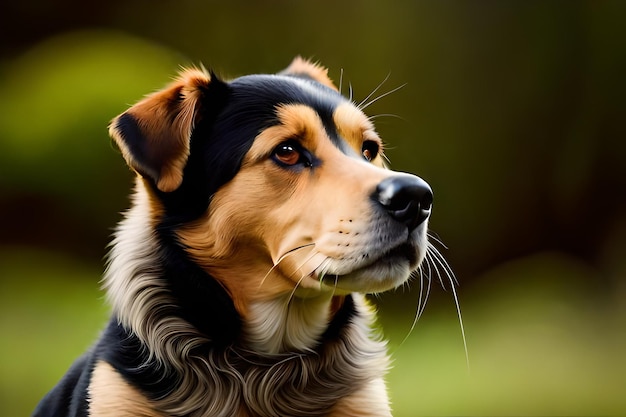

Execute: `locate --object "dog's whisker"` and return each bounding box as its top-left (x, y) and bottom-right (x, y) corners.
top-left (329, 274), bottom-right (339, 298)
top-left (258, 243), bottom-right (316, 290)
top-left (398, 261), bottom-right (432, 347)
top-left (419, 252), bottom-right (433, 313)
top-left (286, 272), bottom-right (309, 307)
top-left (450, 271), bottom-right (470, 373)
top-left (368, 113), bottom-right (404, 121)
top-left (289, 248), bottom-right (321, 281)
top-left (348, 82), bottom-right (354, 102)
top-left (399, 271), bottom-right (422, 345)
top-left (428, 242), bottom-right (458, 287)
top-left (426, 244), bottom-right (446, 289)
top-left (426, 240), bottom-right (470, 373)
top-left (412, 267), bottom-right (425, 324)
top-left (316, 258), bottom-right (331, 282)
top-left (284, 249), bottom-right (324, 305)
top-left (357, 72), bottom-right (391, 110)
top-left (381, 151), bottom-right (392, 166)
top-left (338, 68), bottom-right (344, 96)
top-left (418, 252), bottom-right (433, 320)
top-left (285, 254), bottom-right (328, 308)
top-left (358, 83), bottom-right (407, 111)
top-left (427, 231), bottom-right (449, 250)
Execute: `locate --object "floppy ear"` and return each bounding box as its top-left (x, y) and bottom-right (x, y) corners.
top-left (109, 68), bottom-right (211, 193)
top-left (280, 56), bottom-right (338, 91)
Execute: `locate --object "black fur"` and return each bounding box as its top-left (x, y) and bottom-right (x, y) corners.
top-left (157, 227), bottom-right (242, 348)
top-left (96, 320), bottom-right (177, 400)
top-left (33, 352), bottom-right (92, 417)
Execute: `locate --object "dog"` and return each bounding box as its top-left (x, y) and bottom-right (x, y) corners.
top-left (34, 57), bottom-right (433, 417)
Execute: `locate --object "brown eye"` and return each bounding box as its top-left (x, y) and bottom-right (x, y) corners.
top-left (275, 144), bottom-right (300, 165)
top-left (272, 141), bottom-right (312, 167)
top-left (362, 140), bottom-right (379, 162)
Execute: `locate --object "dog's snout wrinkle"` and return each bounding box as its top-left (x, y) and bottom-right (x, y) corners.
top-left (374, 175), bottom-right (433, 231)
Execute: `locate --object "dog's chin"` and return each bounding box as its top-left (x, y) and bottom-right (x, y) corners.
top-left (321, 243), bottom-right (423, 294)
top-left (332, 263), bottom-right (412, 294)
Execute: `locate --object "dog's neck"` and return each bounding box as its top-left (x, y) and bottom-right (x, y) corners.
top-left (245, 293), bottom-right (337, 354)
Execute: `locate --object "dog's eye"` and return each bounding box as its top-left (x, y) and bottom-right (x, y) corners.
top-left (362, 140), bottom-right (379, 162)
top-left (272, 142), bottom-right (311, 167)
top-left (273, 144), bottom-right (300, 166)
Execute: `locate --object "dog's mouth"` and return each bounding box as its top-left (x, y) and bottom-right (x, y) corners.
top-left (317, 241), bottom-right (422, 293)
top-left (377, 242), bottom-right (419, 267)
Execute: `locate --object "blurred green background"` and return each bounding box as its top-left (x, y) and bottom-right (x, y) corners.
top-left (1, 1), bottom-right (625, 416)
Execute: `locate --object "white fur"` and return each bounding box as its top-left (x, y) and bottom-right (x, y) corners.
top-left (245, 293), bottom-right (333, 354)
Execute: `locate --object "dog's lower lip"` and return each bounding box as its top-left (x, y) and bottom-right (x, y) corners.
top-left (320, 242), bottom-right (418, 291)
top-left (344, 242), bottom-right (417, 274)
top-left (377, 242), bottom-right (417, 266)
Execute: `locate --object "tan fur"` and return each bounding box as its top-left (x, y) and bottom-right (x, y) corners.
top-left (109, 69), bottom-right (210, 192)
top-left (333, 102), bottom-right (385, 166)
top-left (281, 56), bottom-right (338, 91)
top-left (88, 361), bottom-right (163, 417)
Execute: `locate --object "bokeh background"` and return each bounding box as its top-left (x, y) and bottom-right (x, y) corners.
top-left (1, 1), bottom-right (625, 415)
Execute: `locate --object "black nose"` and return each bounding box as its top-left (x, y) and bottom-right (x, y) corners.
top-left (374, 175), bottom-right (433, 230)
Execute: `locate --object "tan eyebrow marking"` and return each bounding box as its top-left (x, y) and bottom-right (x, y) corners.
top-left (333, 103), bottom-right (381, 155)
top-left (244, 104), bottom-right (324, 165)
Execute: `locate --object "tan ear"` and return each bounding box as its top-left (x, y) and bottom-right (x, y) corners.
top-left (109, 68), bottom-right (211, 192)
top-left (280, 56), bottom-right (338, 91)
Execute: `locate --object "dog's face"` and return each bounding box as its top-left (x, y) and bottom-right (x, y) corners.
top-left (110, 58), bottom-right (432, 314)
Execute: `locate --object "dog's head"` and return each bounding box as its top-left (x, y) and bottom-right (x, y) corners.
top-left (109, 58), bottom-right (432, 314)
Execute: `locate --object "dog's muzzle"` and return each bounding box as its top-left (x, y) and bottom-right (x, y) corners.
top-left (374, 175), bottom-right (433, 231)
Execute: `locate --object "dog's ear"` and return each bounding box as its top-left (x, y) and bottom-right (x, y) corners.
top-left (280, 57), bottom-right (338, 91)
top-left (109, 68), bottom-right (212, 193)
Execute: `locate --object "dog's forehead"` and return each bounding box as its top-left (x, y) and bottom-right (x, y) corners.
top-left (227, 74), bottom-right (364, 154)
top-left (229, 74), bottom-right (344, 111)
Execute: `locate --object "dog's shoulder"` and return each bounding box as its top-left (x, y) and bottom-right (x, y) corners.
top-left (34, 320), bottom-right (164, 417)
top-left (33, 350), bottom-right (94, 417)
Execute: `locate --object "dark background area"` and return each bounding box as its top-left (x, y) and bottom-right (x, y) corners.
top-left (1, 1), bottom-right (625, 415)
